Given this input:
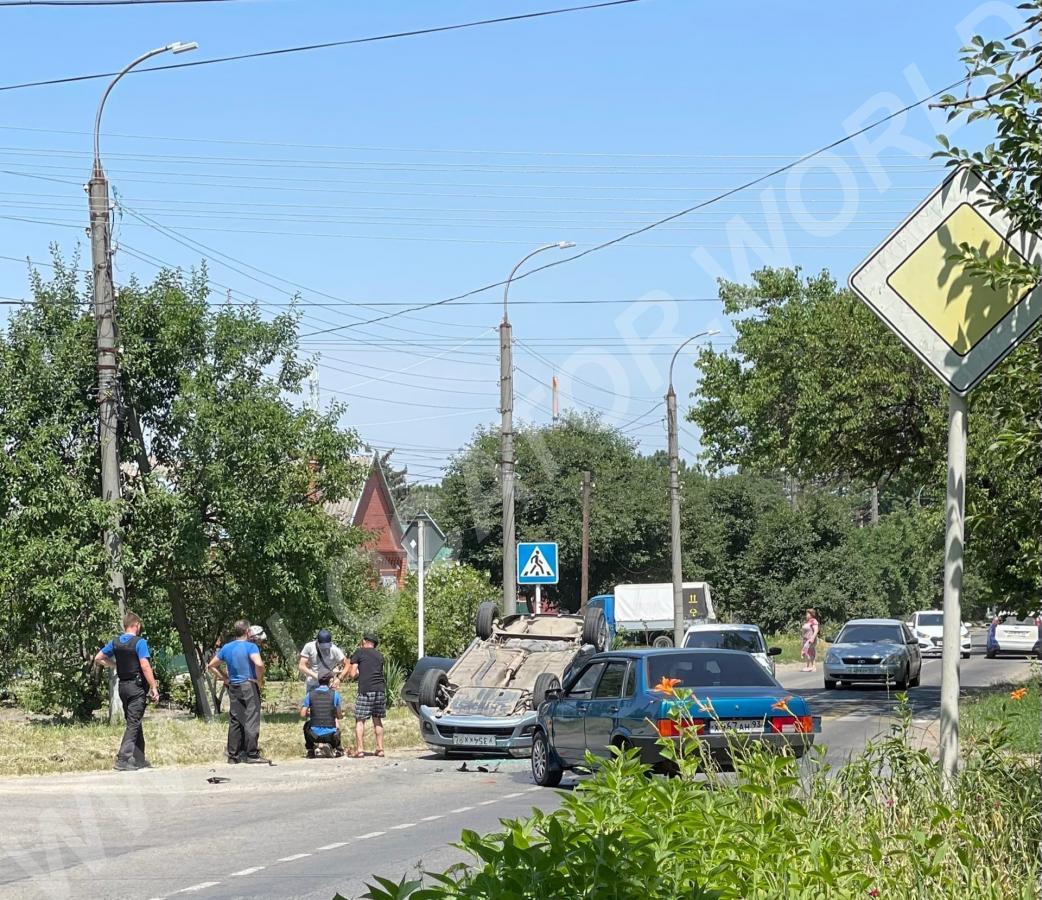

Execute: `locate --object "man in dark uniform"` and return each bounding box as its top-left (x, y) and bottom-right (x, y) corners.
top-left (206, 619), bottom-right (267, 764)
top-left (300, 673), bottom-right (344, 758)
top-left (94, 612), bottom-right (159, 771)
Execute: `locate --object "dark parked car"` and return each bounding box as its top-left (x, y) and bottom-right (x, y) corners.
top-left (530, 648), bottom-right (819, 787)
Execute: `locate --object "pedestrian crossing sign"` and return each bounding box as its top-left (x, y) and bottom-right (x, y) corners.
top-left (517, 542), bottom-right (559, 585)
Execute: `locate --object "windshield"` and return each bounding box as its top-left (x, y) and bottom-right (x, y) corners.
top-left (917, 613), bottom-right (943, 627)
top-left (837, 624), bottom-right (903, 644)
top-left (646, 651), bottom-right (776, 689)
top-left (684, 629), bottom-right (765, 653)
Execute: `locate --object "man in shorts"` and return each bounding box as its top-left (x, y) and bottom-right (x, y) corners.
top-left (348, 633), bottom-right (386, 758)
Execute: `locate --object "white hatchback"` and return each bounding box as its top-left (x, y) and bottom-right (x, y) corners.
top-left (906, 610), bottom-right (971, 659)
top-left (682, 624), bottom-right (781, 677)
top-left (986, 613), bottom-right (1040, 659)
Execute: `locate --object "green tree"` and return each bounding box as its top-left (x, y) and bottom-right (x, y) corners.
top-left (438, 414), bottom-right (670, 607)
top-left (689, 267), bottom-right (947, 502)
top-left (0, 257), bottom-right (371, 718)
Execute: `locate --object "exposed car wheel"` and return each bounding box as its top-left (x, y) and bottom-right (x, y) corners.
top-left (418, 667), bottom-right (449, 709)
top-left (824, 678), bottom-right (836, 690)
top-left (475, 602), bottom-right (499, 640)
top-left (582, 607), bottom-right (609, 652)
top-left (532, 672), bottom-right (562, 709)
top-left (909, 671), bottom-right (920, 688)
top-left (651, 634), bottom-right (674, 648)
top-left (895, 668), bottom-right (909, 691)
top-left (531, 730), bottom-right (563, 787)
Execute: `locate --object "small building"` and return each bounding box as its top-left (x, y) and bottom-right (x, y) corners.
top-left (403, 512), bottom-right (453, 572)
top-left (325, 455), bottom-right (407, 589)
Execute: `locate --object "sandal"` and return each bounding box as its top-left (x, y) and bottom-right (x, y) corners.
top-left (375, 750), bottom-right (385, 757)
top-left (352, 751), bottom-right (365, 758)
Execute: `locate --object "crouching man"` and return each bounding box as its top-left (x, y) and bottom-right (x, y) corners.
top-left (301, 673), bottom-right (344, 758)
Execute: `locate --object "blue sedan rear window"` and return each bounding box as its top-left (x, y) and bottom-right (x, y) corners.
top-left (646, 652), bottom-right (775, 689)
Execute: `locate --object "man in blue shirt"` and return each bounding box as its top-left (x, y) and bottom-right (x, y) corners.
top-left (300, 673), bottom-right (344, 758)
top-left (206, 619), bottom-right (267, 764)
top-left (93, 612), bottom-right (159, 771)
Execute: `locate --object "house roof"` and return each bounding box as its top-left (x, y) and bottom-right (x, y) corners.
top-left (323, 453), bottom-right (404, 540)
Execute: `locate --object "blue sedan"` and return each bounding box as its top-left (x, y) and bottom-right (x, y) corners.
top-left (531, 648), bottom-right (820, 787)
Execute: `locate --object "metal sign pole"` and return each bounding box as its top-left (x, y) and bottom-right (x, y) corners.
top-left (939, 390), bottom-right (968, 788)
top-left (534, 585), bottom-right (541, 615)
top-left (417, 518), bottom-right (426, 660)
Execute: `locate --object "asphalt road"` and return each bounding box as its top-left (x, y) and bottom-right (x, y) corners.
top-left (0, 632), bottom-right (1030, 900)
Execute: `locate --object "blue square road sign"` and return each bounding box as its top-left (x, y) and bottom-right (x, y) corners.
top-left (517, 542), bottom-right (558, 585)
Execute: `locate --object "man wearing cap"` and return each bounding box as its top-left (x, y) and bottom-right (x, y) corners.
top-left (300, 673), bottom-right (344, 758)
top-left (298, 629), bottom-right (348, 692)
top-left (348, 633), bottom-right (387, 758)
top-left (206, 619), bottom-right (267, 764)
top-left (94, 612), bottom-right (160, 771)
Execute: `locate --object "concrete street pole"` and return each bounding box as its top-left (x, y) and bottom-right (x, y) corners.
top-left (940, 390), bottom-right (967, 788)
top-left (500, 242), bottom-right (573, 616)
top-left (667, 331), bottom-right (716, 647)
top-left (417, 517), bottom-right (425, 659)
top-left (90, 41), bottom-right (197, 722)
top-left (580, 470), bottom-right (592, 610)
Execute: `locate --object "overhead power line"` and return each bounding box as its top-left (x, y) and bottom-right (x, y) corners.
top-left (0, 0), bottom-right (238, 5)
top-left (301, 72), bottom-right (970, 338)
top-left (0, 0), bottom-right (641, 92)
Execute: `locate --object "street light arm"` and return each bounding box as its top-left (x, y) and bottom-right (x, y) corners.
top-left (668, 329), bottom-right (720, 390)
top-left (93, 42), bottom-right (197, 171)
top-left (502, 241), bottom-right (575, 322)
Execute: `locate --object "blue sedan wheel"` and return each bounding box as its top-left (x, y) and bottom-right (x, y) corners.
top-left (531, 730), bottom-right (563, 788)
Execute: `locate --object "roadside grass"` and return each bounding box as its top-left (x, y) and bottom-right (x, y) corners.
top-left (0, 680), bottom-right (423, 777)
top-left (763, 631), bottom-right (804, 663)
top-left (963, 678), bottom-right (1040, 755)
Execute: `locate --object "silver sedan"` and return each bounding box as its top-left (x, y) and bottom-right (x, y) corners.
top-left (823, 618), bottom-right (923, 690)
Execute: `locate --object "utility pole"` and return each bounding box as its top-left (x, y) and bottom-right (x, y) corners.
top-left (417, 516), bottom-right (426, 659)
top-left (90, 41), bottom-right (197, 722)
top-left (500, 242), bottom-right (573, 616)
top-left (580, 470), bottom-right (592, 609)
top-left (666, 331), bottom-right (716, 647)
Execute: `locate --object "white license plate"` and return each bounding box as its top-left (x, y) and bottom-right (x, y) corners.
top-left (848, 666), bottom-right (877, 674)
top-left (451, 733), bottom-right (497, 747)
top-left (710, 719), bottom-right (763, 734)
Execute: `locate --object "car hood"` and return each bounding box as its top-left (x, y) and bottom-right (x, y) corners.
top-left (829, 641), bottom-right (905, 656)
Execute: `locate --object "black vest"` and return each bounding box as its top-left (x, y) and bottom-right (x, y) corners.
top-left (112, 634), bottom-right (143, 682)
top-left (308, 688), bottom-right (336, 729)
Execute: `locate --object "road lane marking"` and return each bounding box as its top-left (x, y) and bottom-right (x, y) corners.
top-left (503, 792), bottom-right (524, 799)
top-left (450, 806), bottom-right (474, 813)
top-left (317, 842), bottom-right (347, 851)
top-left (421, 815), bottom-right (443, 822)
top-left (390, 822), bottom-right (416, 830)
top-left (479, 799), bottom-right (498, 806)
top-left (525, 787), bottom-right (541, 793)
top-left (277, 853), bottom-right (312, 862)
top-left (357, 831), bottom-right (385, 840)
top-left (174, 884), bottom-right (220, 895)
top-left (228, 867), bottom-right (265, 877)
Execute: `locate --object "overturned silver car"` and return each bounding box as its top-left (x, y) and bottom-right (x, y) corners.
top-left (413, 603), bottom-right (609, 756)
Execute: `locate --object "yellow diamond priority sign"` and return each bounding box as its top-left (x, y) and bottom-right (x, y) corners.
top-left (849, 166), bottom-right (1042, 394)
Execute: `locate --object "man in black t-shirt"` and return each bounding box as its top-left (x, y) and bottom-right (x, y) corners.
top-left (348, 633), bottom-right (386, 757)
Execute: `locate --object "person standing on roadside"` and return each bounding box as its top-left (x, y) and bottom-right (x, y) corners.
top-left (800, 608), bottom-right (820, 673)
top-left (207, 620), bottom-right (268, 764)
top-left (94, 612), bottom-right (160, 771)
top-left (298, 629), bottom-right (348, 692)
top-left (348, 633), bottom-right (386, 758)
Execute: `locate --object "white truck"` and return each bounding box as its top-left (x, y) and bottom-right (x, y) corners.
top-left (587, 582), bottom-right (716, 647)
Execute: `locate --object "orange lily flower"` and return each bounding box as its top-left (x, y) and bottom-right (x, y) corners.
top-left (653, 676), bottom-right (682, 696)
top-left (1010, 687), bottom-right (1028, 701)
top-left (772, 695), bottom-right (795, 716)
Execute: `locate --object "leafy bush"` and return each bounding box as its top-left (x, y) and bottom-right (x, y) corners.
top-left (355, 704), bottom-right (1040, 899)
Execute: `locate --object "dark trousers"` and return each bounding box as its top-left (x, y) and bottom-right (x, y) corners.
top-left (303, 722), bottom-right (342, 751)
top-left (227, 681), bottom-right (261, 759)
top-left (117, 680), bottom-right (147, 765)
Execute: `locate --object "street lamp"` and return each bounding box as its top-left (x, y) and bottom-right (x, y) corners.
top-left (500, 241), bottom-right (574, 615)
top-left (89, 41), bottom-right (198, 629)
top-left (666, 329), bottom-right (719, 646)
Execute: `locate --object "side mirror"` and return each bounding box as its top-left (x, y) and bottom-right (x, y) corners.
top-left (824, 635), bottom-right (835, 644)
top-left (544, 688), bottom-right (561, 702)
top-left (767, 647), bottom-right (782, 657)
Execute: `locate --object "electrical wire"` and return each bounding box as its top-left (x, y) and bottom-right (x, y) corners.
top-left (0, 0), bottom-right (642, 92)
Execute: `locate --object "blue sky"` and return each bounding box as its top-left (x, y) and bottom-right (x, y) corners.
top-left (0, 0), bottom-right (1012, 483)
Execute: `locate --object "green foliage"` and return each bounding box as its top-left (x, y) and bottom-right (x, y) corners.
top-left (361, 720), bottom-right (1039, 898)
top-left (380, 563), bottom-right (497, 669)
top-left (439, 414), bottom-right (670, 604)
top-left (0, 255), bottom-right (371, 716)
top-left (690, 267), bottom-right (947, 490)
